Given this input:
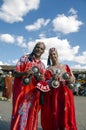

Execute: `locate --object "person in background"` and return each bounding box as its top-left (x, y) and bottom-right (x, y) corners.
top-left (10, 42), bottom-right (50, 130)
top-left (0, 70), bottom-right (6, 100)
top-left (1, 71), bottom-right (13, 101)
top-left (41, 48), bottom-right (77, 130)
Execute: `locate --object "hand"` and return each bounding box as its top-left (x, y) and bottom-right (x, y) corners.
top-left (26, 69), bottom-right (34, 77)
top-left (39, 73), bottom-right (45, 81)
top-left (67, 76), bottom-right (75, 83)
top-left (52, 73), bottom-right (59, 80)
top-left (35, 73), bottom-right (45, 81)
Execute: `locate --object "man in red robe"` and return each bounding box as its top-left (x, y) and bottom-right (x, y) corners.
top-left (10, 42), bottom-right (50, 130)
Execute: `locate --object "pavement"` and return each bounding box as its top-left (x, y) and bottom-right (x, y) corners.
top-left (0, 92), bottom-right (86, 130)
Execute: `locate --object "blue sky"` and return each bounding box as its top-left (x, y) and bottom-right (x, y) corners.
top-left (0, 0), bottom-right (86, 69)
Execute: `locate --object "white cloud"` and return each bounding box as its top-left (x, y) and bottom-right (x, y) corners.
top-left (0, 33), bottom-right (27, 48)
top-left (0, 0), bottom-right (40, 23)
top-left (0, 34), bottom-right (14, 43)
top-left (73, 51), bottom-right (86, 64)
top-left (71, 64), bottom-right (86, 69)
top-left (27, 37), bottom-right (79, 62)
top-left (39, 33), bottom-right (46, 39)
top-left (25, 18), bottom-right (50, 31)
top-left (16, 36), bottom-right (27, 48)
top-left (0, 61), bottom-right (10, 65)
top-left (1, 36), bottom-right (86, 69)
top-left (52, 9), bottom-right (83, 34)
top-left (12, 59), bottom-right (18, 65)
top-left (26, 36), bottom-right (86, 69)
top-left (68, 8), bottom-right (77, 15)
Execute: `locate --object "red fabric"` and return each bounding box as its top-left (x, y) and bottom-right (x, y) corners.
top-left (10, 55), bottom-right (45, 130)
top-left (41, 64), bottom-right (77, 130)
top-left (36, 80), bottom-right (50, 92)
top-left (2, 75), bottom-right (12, 99)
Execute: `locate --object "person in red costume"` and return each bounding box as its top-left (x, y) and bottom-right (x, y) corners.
top-left (41, 48), bottom-right (77, 130)
top-left (2, 71), bottom-right (12, 101)
top-left (10, 42), bottom-right (50, 130)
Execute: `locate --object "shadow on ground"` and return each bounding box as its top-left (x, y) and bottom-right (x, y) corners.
top-left (0, 120), bottom-right (42, 130)
top-left (0, 120), bottom-right (10, 130)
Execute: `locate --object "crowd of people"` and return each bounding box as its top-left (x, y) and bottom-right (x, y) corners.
top-left (0, 41), bottom-right (78, 130)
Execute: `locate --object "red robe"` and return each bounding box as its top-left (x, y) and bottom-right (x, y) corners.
top-left (41, 64), bottom-right (77, 130)
top-left (2, 75), bottom-right (12, 99)
top-left (10, 54), bottom-right (45, 130)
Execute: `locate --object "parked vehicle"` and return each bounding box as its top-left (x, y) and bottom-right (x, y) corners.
top-left (73, 71), bottom-right (86, 96)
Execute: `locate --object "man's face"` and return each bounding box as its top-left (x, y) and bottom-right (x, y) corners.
top-left (33, 42), bottom-right (45, 58)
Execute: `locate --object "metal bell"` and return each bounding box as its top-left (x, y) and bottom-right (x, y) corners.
top-left (62, 72), bottom-right (70, 80)
top-left (51, 80), bottom-right (59, 88)
top-left (22, 77), bottom-right (31, 85)
top-left (32, 66), bottom-right (39, 74)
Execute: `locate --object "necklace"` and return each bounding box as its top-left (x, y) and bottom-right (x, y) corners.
top-left (52, 63), bottom-right (61, 68)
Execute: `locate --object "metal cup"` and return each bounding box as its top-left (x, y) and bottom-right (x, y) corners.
top-left (55, 68), bottom-right (62, 76)
top-left (51, 80), bottom-right (59, 88)
top-left (62, 72), bottom-right (70, 80)
top-left (32, 66), bottom-right (39, 74)
top-left (22, 66), bottom-right (40, 85)
top-left (22, 76), bottom-right (31, 85)
top-left (68, 83), bottom-right (74, 89)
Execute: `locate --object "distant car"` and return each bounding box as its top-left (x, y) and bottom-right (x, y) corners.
top-left (73, 72), bottom-right (86, 95)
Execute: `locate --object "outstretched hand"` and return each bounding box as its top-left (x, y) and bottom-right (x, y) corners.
top-left (26, 69), bottom-right (34, 77)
